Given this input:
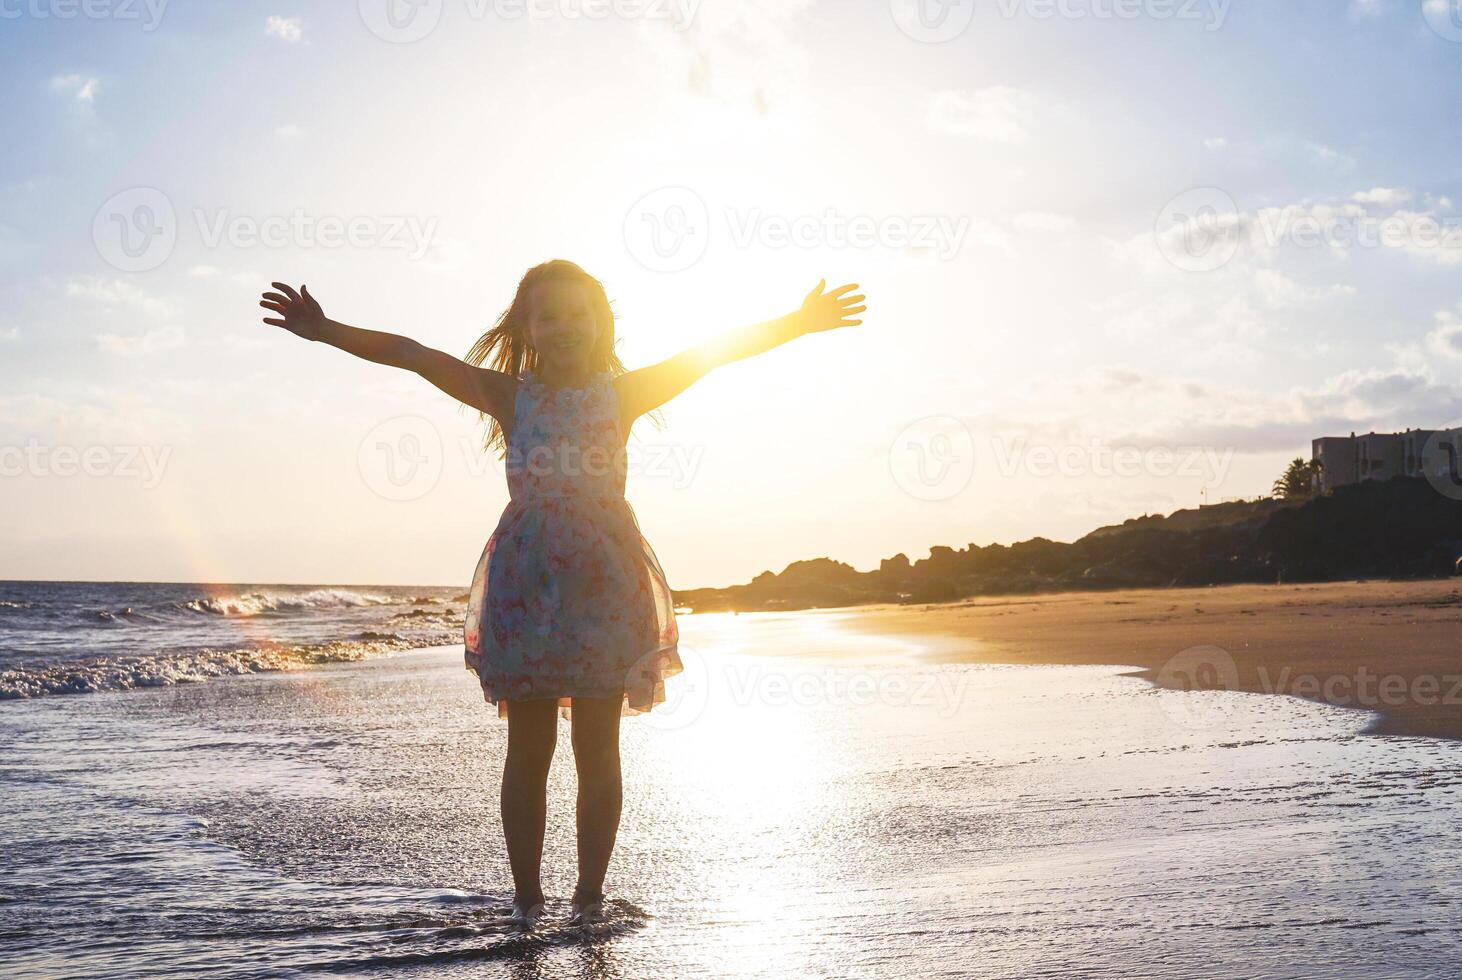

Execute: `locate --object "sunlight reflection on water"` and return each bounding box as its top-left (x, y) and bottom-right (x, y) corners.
top-left (2, 610), bottom-right (1459, 978)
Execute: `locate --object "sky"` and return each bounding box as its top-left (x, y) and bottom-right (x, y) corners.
top-left (1, 0), bottom-right (1461, 589)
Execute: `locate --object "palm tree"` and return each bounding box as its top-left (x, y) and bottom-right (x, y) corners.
top-left (1273, 458), bottom-right (1321, 498)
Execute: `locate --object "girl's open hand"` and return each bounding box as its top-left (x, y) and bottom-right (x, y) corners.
top-left (798, 280), bottom-right (866, 334)
top-left (260, 282), bottom-right (327, 342)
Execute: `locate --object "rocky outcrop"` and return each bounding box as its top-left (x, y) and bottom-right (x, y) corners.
top-left (672, 478), bottom-right (1462, 613)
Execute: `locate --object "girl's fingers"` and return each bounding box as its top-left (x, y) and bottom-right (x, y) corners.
top-left (842, 294), bottom-right (866, 305)
top-left (271, 281), bottom-right (302, 302)
top-left (842, 305), bottom-right (867, 316)
top-left (261, 292), bottom-right (290, 305)
top-left (829, 283), bottom-right (859, 298)
top-left (260, 300), bottom-right (287, 313)
top-left (263, 317), bottom-right (286, 327)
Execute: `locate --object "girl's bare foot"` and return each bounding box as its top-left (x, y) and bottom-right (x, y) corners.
top-left (568, 886), bottom-right (605, 926)
top-left (508, 894), bottom-right (546, 930)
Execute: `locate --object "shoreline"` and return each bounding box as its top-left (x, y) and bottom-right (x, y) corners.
top-left (805, 578), bottom-right (1462, 741)
top-left (8, 578), bottom-right (1459, 742)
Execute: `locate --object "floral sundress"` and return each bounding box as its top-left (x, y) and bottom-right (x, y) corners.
top-left (464, 369), bottom-right (681, 719)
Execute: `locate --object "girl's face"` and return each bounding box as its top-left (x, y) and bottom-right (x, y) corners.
top-left (526, 280), bottom-right (600, 374)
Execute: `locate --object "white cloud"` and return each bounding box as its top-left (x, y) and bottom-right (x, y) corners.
top-left (50, 74), bottom-right (99, 104)
top-left (66, 277), bottom-right (175, 318)
top-left (95, 324), bottom-right (187, 355)
top-left (634, 0), bottom-right (814, 115)
top-left (0, 326), bottom-right (19, 341)
top-left (969, 359), bottom-right (1462, 460)
top-left (926, 87), bottom-right (1042, 144)
top-left (1012, 211), bottom-right (1076, 233)
top-left (1348, 0), bottom-right (1388, 18)
top-left (1426, 307), bottom-right (1462, 362)
top-left (0, 388), bottom-right (179, 443)
top-left (266, 16), bottom-right (303, 43)
top-left (275, 124), bottom-right (304, 139)
top-left (1352, 186), bottom-right (1412, 206)
top-left (188, 265), bottom-right (221, 278)
top-left (1304, 140), bottom-right (1356, 172)
top-left (1203, 137), bottom-right (1228, 151)
top-left (1113, 192), bottom-right (1462, 277)
top-left (1250, 268), bottom-right (1355, 309)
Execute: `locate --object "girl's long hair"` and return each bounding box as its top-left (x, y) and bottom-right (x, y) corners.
top-left (465, 259), bottom-right (659, 456)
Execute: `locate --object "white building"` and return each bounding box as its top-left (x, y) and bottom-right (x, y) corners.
top-left (1313, 427), bottom-right (1462, 493)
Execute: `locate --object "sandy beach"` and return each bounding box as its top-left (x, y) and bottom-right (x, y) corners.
top-left (835, 578), bottom-right (1462, 740)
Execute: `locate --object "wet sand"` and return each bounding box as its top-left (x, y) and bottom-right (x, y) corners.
top-left (831, 579), bottom-right (1462, 740)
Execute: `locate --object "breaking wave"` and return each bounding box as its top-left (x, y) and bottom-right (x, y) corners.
top-left (0, 630), bottom-right (459, 700)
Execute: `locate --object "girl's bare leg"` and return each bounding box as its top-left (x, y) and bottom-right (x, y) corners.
top-left (569, 697), bottom-right (623, 907)
top-left (501, 698), bottom-right (559, 908)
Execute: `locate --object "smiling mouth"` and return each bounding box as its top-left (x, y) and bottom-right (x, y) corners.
top-left (552, 337), bottom-right (582, 351)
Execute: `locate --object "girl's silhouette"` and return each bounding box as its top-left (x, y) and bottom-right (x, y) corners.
top-left (259, 260), bottom-right (865, 929)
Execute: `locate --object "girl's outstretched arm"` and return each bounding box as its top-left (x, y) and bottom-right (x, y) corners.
top-left (615, 280), bottom-right (865, 429)
top-left (260, 282), bottom-right (515, 423)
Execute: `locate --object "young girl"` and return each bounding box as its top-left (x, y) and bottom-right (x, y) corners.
top-left (258, 261), bottom-right (865, 928)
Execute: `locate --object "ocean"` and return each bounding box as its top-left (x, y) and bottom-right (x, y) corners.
top-left (1, 589), bottom-right (1459, 978)
top-left (0, 580), bottom-right (464, 700)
